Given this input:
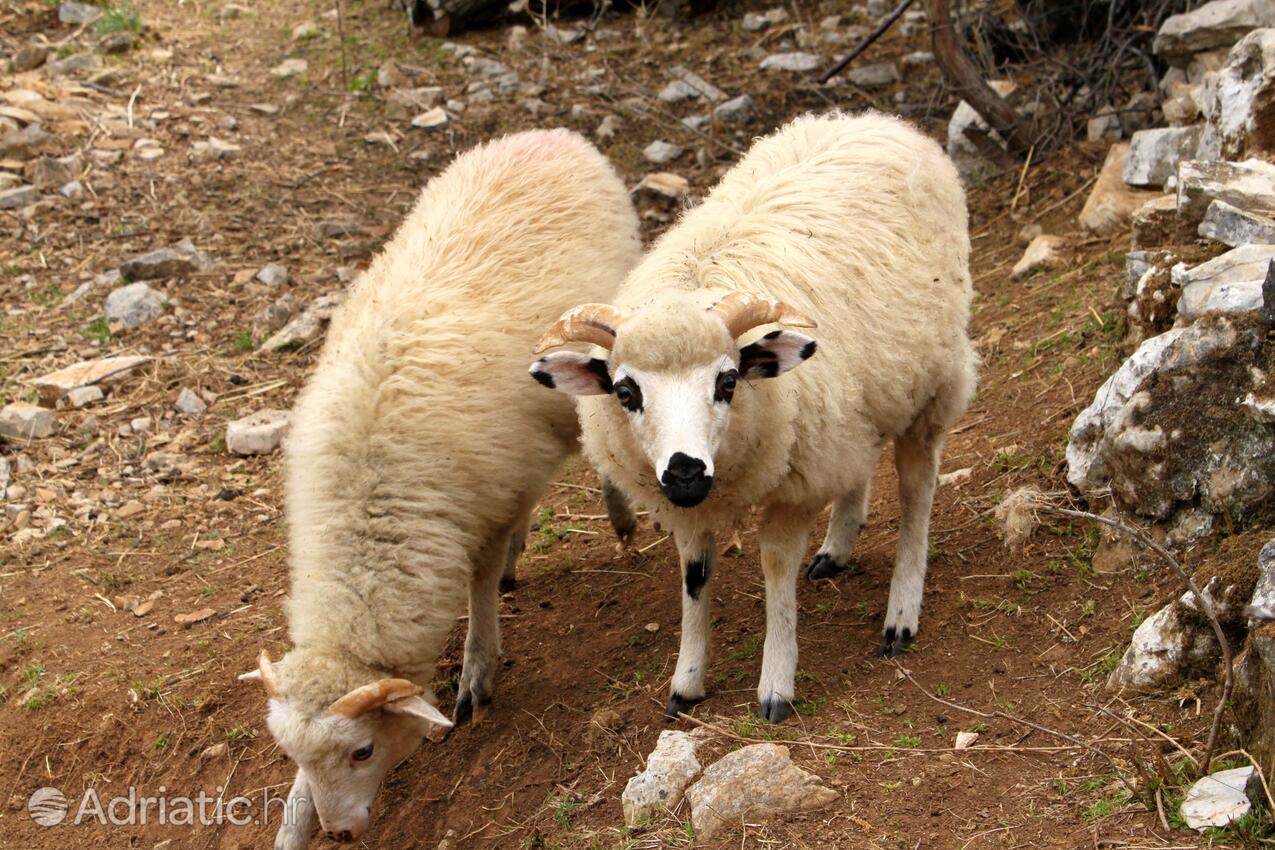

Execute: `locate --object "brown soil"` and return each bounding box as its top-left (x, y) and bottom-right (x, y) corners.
top-left (1, 1), bottom-right (1266, 849)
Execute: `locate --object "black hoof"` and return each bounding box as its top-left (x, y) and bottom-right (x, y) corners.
top-left (453, 690), bottom-right (491, 725)
top-left (664, 692), bottom-right (703, 720)
top-left (880, 626), bottom-right (914, 657)
top-left (805, 553), bottom-right (846, 581)
top-left (758, 696), bottom-right (793, 724)
top-left (499, 575), bottom-right (517, 594)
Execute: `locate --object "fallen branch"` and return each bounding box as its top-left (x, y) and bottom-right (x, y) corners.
top-left (1030, 503), bottom-right (1233, 776)
top-left (816, 0), bottom-right (915, 85)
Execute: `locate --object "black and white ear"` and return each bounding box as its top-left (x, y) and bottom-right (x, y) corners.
top-left (529, 352), bottom-right (613, 396)
top-left (738, 330), bottom-right (817, 379)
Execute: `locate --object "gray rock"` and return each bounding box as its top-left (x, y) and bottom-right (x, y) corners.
top-left (621, 730), bottom-right (702, 827)
top-left (633, 172), bottom-right (690, 204)
top-left (42, 52), bottom-right (101, 77)
top-left (98, 31), bottom-right (137, 54)
top-left (543, 24), bottom-right (583, 45)
top-left (946, 80), bottom-right (1016, 184)
top-left (1079, 143), bottom-right (1158, 235)
top-left (66, 385), bottom-right (104, 408)
top-left (28, 154), bottom-right (81, 191)
top-left (258, 293), bottom-right (296, 330)
top-left (658, 79), bottom-right (702, 104)
top-left (1122, 126), bottom-right (1202, 187)
top-left (741, 11), bottom-right (769, 31)
top-left (464, 56), bottom-right (511, 78)
top-left (684, 744), bottom-right (838, 839)
top-left (1173, 243), bottom-right (1275, 318)
top-left (1153, 0), bottom-right (1275, 65)
top-left (0, 124), bottom-right (53, 160)
top-left (104, 282), bottom-right (165, 327)
top-left (901, 50), bottom-right (935, 68)
top-left (643, 140), bottom-right (684, 164)
top-left (120, 239), bottom-right (210, 281)
top-left (868, 0), bottom-right (890, 16)
top-left (847, 62), bottom-right (900, 88)
top-left (1199, 199), bottom-right (1275, 245)
top-left (271, 58), bottom-right (308, 79)
top-left (759, 52), bottom-right (821, 73)
top-left (256, 263), bottom-right (288, 286)
top-left (1163, 82), bottom-right (1204, 126)
top-left (226, 409), bottom-right (290, 455)
top-left (0, 403), bottom-right (56, 440)
top-left (1181, 767), bottom-right (1258, 829)
top-left (1067, 315), bottom-right (1275, 521)
top-left (12, 45), bottom-right (49, 73)
top-left (1177, 158), bottom-right (1275, 222)
top-left (713, 94), bottom-right (754, 123)
top-left (59, 1), bottom-right (102, 23)
top-left (1247, 540), bottom-right (1275, 621)
top-left (670, 68), bottom-right (725, 102)
top-left (1011, 234), bottom-right (1066, 279)
top-left (264, 291), bottom-right (345, 351)
top-left (33, 354), bottom-right (149, 403)
top-left (1199, 28), bottom-right (1275, 160)
top-left (175, 388), bottom-right (207, 416)
top-left (0, 185), bottom-right (37, 210)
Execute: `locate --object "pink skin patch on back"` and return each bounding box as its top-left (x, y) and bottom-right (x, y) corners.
top-left (497, 129), bottom-right (587, 160)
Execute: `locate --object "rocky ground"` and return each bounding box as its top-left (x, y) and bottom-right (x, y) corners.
top-left (1, 0), bottom-right (1273, 848)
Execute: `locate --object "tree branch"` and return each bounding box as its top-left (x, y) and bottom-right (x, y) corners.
top-left (816, 0), bottom-right (915, 85)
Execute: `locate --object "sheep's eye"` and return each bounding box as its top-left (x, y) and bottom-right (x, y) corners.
top-left (614, 378), bottom-right (643, 412)
top-left (352, 744), bottom-right (374, 762)
top-left (714, 370), bottom-right (739, 403)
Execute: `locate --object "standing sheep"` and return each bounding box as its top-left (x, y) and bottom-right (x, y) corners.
top-left (239, 129), bottom-right (640, 847)
top-left (530, 112), bottom-right (976, 723)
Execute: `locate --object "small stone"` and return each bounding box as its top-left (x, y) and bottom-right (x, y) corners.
top-left (104, 282), bottom-right (165, 327)
top-left (759, 52), bottom-right (821, 73)
top-left (385, 86), bottom-right (442, 118)
top-left (255, 263), bottom-right (288, 286)
top-left (33, 355), bottom-right (150, 403)
top-left (271, 58), bottom-right (308, 79)
top-left (741, 12), bottom-right (769, 31)
top-left (0, 124), bottom-right (53, 160)
top-left (258, 293), bottom-right (295, 330)
top-left (643, 140), bottom-right (684, 164)
top-left (98, 31), bottom-right (137, 54)
top-left (27, 154), bottom-right (81, 191)
top-left (543, 24), bottom-right (583, 45)
top-left (191, 137), bottom-right (242, 162)
top-left (264, 291), bottom-right (345, 350)
top-left (1180, 767), bottom-right (1258, 830)
top-left (60, 180), bottom-right (84, 198)
top-left (954, 730), bottom-right (979, 749)
top-left (1122, 126), bottom-right (1202, 188)
top-left (847, 62), bottom-right (900, 88)
top-left (1087, 107), bottom-right (1122, 142)
top-left (0, 403), bottom-right (55, 439)
top-left (291, 20), bottom-right (319, 39)
top-left (713, 94), bottom-right (753, 123)
top-left (622, 730), bottom-right (702, 826)
top-left (12, 45), bottom-right (49, 73)
top-left (59, 1), bottom-right (102, 24)
top-left (411, 106), bottom-right (448, 129)
top-left (1199, 199), bottom-right (1275, 246)
top-left (644, 622), bottom-right (660, 633)
top-left (200, 742), bottom-right (229, 760)
top-left (685, 744), bottom-right (838, 839)
top-left (116, 500), bottom-right (144, 519)
top-left (596, 114), bottom-right (621, 140)
top-left (634, 172), bottom-right (689, 203)
top-left (947, 79), bottom-right (1017, 183)
top-left (658, 79), bottom-right (702, 104)
top-left (1011, 234), bottom-right (1066, 279)
top-left (1078, 143), bottom-right (1158, 235)
top-left (464, 56), bottom-right (511, 78)
top-left (226, 409), bottom-right (290, 455)
top-left (0, 186), bottom-right (38, 210)
top-left (65, 385), bottom-right (104, 408)
top-left (131, 416), bottom-right (152, 434)
top-left (174, 607), bottom-right (216, 626)
top-left (175, 388), bottom-right (207, 416)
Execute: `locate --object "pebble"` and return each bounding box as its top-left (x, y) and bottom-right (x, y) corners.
top-left (226, 409), bottom-right (291, 455)
top-left (713, 94), bottom-right (754, 123)
top-left (120, 239), bottom-right (209, 280)
top-left (0, 186), bottom-right (38, 210)
top-left (596, 114), bottom-right (621, 140)
top-left (643, 140), bottom-right (684, 164)
top-left (0, 403), bottom-right (56, 440)
top-left (12, 45), bottom-right (49, 73)
top-left (66, 385), bottom-right (104, 408)
top-left (759, 52), bottom-right (822, 73)
top-left (256, 263), bottom-right (289, 286)
top-left (271, 58), bottom-right (308, 79)
top-left (59, 0), bottom-right (102, 24)
top-left (175, 388), bottom-right (207, 416)
top-left (411, 106), bottom-right (448, 128)
top-left (131, 417), bottom-right (152, 434)
top-left (104, 282), bottom-right (165, 327)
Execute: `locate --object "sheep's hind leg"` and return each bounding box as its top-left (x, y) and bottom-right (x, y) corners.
top-left (602, 476), bottom-right (637, 544)
top-left (757, 507), bottom-right (814, 723)
top-left (457, 504), bottom-right (531, 723)
top-left (666, 528), bottom-right (714, 719)
top-left (881, 401), bottom-right (947, 657)
top-left (805, 482), bottom-right (871, 580)
top-left (501, 505), bottom-right (532, 593)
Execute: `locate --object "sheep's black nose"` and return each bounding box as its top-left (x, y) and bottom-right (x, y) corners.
top-left (661, 453), bottom-right (713, 507)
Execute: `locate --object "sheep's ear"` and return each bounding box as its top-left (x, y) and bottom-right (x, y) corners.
top-left (385, 695), bottom-right (454, 742)
top-left (529, 352), bottom-right (612, 396)
top-left (738, 330), bottom-right (817, 379)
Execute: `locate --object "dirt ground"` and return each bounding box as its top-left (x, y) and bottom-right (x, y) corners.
top-left (1, 0), bottom-right (1266, 848)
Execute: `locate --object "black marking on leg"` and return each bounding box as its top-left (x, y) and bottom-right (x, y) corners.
top-left (454, 689), bottom-right (492, 725)
top-left (805, 552), bottom-right (846, 581)
top-left (664, 691), bottom-right (703, 720)
top-left (880, 625), bottom-right (915, 657)
top-left (758, 696), bottom-right (793, 724)
top-left (498, 575), bottom-right (517, 594)
top-left (684, 555), bottom-right (711, 600)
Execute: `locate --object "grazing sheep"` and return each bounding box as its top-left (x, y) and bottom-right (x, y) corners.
top-left (239, 129), bottom-right (640, 848)
top-left (530, 112), bottom-right (976, 723)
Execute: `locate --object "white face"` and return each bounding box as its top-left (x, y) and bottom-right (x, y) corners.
top-left (265, 699), bottom-right (434, 841)
top-left (612, 355), bottom-right (738, 507)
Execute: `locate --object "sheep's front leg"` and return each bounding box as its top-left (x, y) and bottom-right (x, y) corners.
top-left (758, 507), bottom-right (814, 723)
top-left (881, 411), bottom-right (945, 656)
top-left (457, 506), bottom-right (529, 723)
top-left (273, 769), bottom-right (316, 850)
top-left (665, 528), bottom-right (714, 719)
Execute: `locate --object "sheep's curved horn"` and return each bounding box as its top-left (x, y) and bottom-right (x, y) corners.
top-left (708, 291), bottom-right (817, 339)
top-left (328, 679), bottom-right (424, 719)
top-left (532, 304), bottom-right (628, 354)
top-left (238, 649), bottom-right (282, 699)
